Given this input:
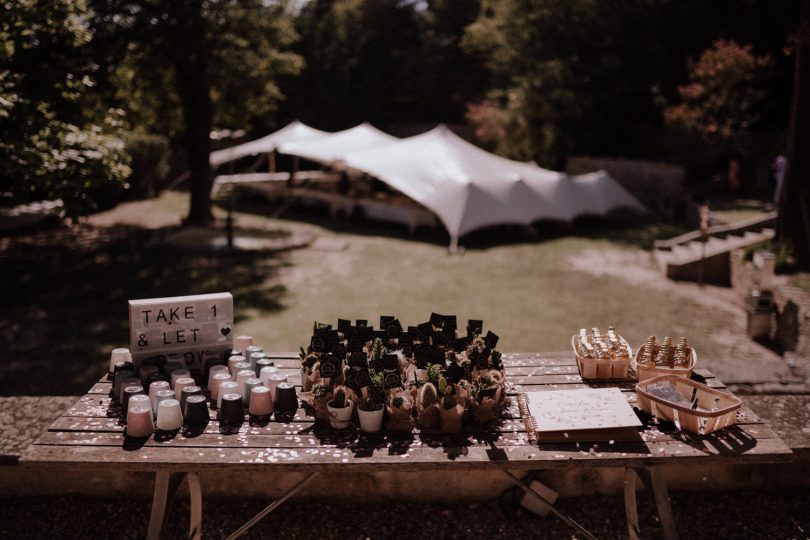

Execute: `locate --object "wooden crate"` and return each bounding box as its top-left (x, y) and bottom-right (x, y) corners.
top-left (635, 347), bottom-right (696, 381)
top-left (636, 374), bottom-right (741, 435)
top-left (571, 335), bottom-right (632, 380)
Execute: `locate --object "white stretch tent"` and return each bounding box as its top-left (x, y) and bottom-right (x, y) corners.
top-left (279, 122), bottom-right (399, 165)
top-left (344, 125), bottom-right (644, 249)
top-left (210, 120), bottom-right (328, 167)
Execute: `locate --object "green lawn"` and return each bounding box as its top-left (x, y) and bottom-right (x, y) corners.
top-left (0, 190), bottom-right (754, 395)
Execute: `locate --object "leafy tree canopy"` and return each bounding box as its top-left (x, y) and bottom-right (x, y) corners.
top-left (0, 0), bottom-right (130, 219)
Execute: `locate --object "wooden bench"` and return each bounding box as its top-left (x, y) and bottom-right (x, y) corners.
top-left (21, 352), bottom-right (792, 540)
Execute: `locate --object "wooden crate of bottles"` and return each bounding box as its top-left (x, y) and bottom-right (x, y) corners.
top-left (571, 327), bottom-right (633, 380)
top-left (635, 335), bottom-right (696, 382)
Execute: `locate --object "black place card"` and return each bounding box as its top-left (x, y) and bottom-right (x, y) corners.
top-left (344, 325), bottom-right (358, 339)
top-left (428, 350), bottom-right (446, 367)
top-left (331, 343), bottom-right (347, 359)
top-left (467, 320), bottom-right (483, 337)
top-left (347, 338), bottom-right (363, 353)
top-left (361, 326), bottom-right (375, 343)
top-left (318, 355), bottom-right (340, 379)
top-left (380, 316), bottom-right (395, 328)
top-left (383, 370), bottom-right (401, 389)
top-left (314, 322), bottom-right (332, 332)
top-left (430, 313), bottom-right (444, 328)
top-left (356, 319), bottom-right (368, 330)
top-left (349, 351), bottom-right (367, 368)
top-left (398, 333), bottom-right (413, 346)
top-left (310, 336), bottom-right (326, 353)
top-left (485, 331), bottom-right (499, 349)
top-left (414, 344), bottom-right (432, 369)
top-left (418, 322), bottom-right (433, 337)
top-left (445, 362), bottom-right (464, 384)
top-left (355, 369), bottom-right (371, 388)
top-left (337, 319), bottom-right (351, 333)
top-left (383, 353), bottom-right (399, 371)
top-left (373, 330), bottom-right (387, 343)
top-left (432, 332), bottom-right (447, 348)
top-left (370, 358), bottom-right (384, 373)
top-left (443, 315), bottom-right (457, 332)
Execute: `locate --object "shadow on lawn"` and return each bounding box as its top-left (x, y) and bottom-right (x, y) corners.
top-left (225, 196), bottom-right (683, 251)
top-left (0, 224), bottom-right (288, 396)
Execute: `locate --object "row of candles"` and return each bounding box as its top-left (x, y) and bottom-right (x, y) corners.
top-left (107, 337), bottom-right (299, 438)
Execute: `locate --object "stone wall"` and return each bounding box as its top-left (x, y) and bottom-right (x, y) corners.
top-left (731, 249), bottom-right (810, 358)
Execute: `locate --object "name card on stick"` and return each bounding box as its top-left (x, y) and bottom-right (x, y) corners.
top-left (129, 292), bottom-right (234, 374)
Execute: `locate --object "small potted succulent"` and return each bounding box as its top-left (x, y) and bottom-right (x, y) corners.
top-left (299, 382), bottom-right (332, 421)
top-left (386, 391), bottom-right (413, 431)
top-left (299, 347), bottom-right (319, 392)
top-left (469, 372), bottom-right (504, 424)
top-left (357, 372), bottom-right (386, 433)
top-left (326, 385), bottom-right (353, 429)
top-left (416, 382), bottom-right (440, 429)
top-left (437, 377), bottom-right (464, 433)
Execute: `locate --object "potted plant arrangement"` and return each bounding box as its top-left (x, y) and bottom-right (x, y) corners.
top-left (326, 386), bottom-right (353, 429)
top-left (357, 372), bottom-right (386, 433)
top-left (300, 314), bottom-right (508, 433)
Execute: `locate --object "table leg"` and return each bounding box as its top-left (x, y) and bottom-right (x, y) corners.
top-left (649, 466), bottom-right (679, 540)
top-left (502, 471), bottom-right (598, 540)
top-left (624, 468), bottom-right (640, 540)
top-left (147, 471), bottom-right (204, 540)
top-left (187, 472), bottom-right (202, 540)
top-left (627, 467), bottom-right (680, 540)
top-left (224, 472), bottom-right (321, 540)
top-left (147, 471), bottom-right (172, 540)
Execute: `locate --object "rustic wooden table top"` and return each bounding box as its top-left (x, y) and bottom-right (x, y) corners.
top-left (21, 352), bottom-right (792, 473)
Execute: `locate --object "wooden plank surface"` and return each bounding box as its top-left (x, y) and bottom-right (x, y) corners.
top-left (22, 352), bottom-right (790, 471)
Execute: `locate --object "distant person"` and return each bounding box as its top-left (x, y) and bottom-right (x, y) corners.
top-left (772, 154), bottom-right (787, 204)
top-left (727, 159), bottom-right (741, 193)
top-left (699, 201), bottom-right (711, 235)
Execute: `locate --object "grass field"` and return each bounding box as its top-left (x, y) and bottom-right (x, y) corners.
top-left (0, 190), bottom-right (774, 395)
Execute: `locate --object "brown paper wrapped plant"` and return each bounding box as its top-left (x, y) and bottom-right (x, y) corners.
top-left (416, 382), bottom-right (440, 429)
top-left (438, 377), bottom-right (464, 433)
top-left (386, 391), bottom-right (413, 431)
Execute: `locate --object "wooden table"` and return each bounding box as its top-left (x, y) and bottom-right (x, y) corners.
top-left (22, 352), bottom-right (792, 540)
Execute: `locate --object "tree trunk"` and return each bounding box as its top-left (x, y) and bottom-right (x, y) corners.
top-left (172, 0), bottom-right (214, 227)
top-left (778, 0), bottom-right (810, 269)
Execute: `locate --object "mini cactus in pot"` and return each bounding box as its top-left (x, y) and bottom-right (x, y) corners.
top-left (326, 385), bottom-right (353, 429)
top-left (357, 372), bottom-right (386, 432)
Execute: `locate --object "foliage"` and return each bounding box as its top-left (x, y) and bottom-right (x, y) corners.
top-left (462, 0), bottom-right (797, 167)
top-left (360, 372), bottom-right (386, 411)
top-left (284, 0), bottom-right (485, 127)
top-left (664, 40), bottom-right (775, 138)
top-left (123, 132), bottom-right (169, 199)
top-left (88, 0), bottom-right (302, 224)
top-left (0, 0), bottom-right (130, 219)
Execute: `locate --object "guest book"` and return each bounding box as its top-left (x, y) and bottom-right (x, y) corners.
top-left (518, 387), bottom-right (642, 443)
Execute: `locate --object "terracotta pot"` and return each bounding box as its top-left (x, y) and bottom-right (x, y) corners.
top-left (439, 404), bottom-right (464, 433)
top-left (357, 406), bottom-right (384, 432)
top-left (327, 400), bottom-right (353, 429)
